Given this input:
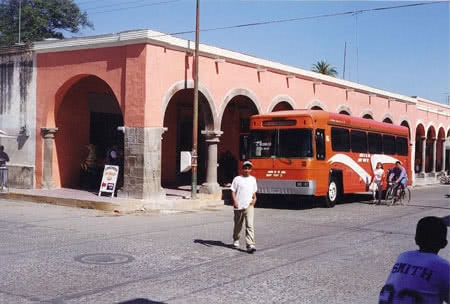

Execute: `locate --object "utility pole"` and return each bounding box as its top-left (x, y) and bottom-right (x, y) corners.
top-left (18, 0), bottom-right (22, 44)
top-left (191, 0), bottom-right (200, 199)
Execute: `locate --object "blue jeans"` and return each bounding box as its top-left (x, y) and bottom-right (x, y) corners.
top-left (0, 167), bottom-right (7, 188)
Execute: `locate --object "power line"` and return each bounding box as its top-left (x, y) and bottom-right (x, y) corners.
top-left (139, 1), bottom-right (443, 38)
top-left (71, 1), bottom-right (444, 39)
top-left (81, 0), bottom-right (152, 11)
top-left (87, 0), bottom-right (181, 15)
top-left (77, 0), bottom-right (110, 5)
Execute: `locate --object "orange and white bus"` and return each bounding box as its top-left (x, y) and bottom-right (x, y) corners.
top-left (244, 110), bottom-right (410, 207)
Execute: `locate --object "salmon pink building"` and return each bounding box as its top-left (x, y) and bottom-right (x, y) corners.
top-left (0, 29), bottom-right (449, 200)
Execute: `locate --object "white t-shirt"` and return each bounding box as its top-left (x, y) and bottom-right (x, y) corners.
top-left (379, 250), bottom-right (450, 304)
top-left (373, 168), bottom-right (384, 184)
top-left (230, 175), bottom-right (257, 210)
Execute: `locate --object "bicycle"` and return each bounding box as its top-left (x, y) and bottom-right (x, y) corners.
top-left (439, 173), bottom-right (450, 184)
top-left (385, 181), bottom-right (411, 206)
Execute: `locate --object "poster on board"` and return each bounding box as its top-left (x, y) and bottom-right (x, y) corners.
top-left (98, 165), bottom-right (119, 197)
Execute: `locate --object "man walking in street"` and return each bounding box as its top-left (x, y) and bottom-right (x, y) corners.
top-left (231, 160), bottom-right (258, 253)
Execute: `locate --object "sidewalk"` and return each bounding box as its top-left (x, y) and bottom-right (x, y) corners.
top-left (0, 187), bottom-right (226, 213)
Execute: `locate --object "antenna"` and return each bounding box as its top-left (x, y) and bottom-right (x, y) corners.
top-left (354, 12), bottom-right (359, 82)
top-left (343, 41), bottom-right (347, 80)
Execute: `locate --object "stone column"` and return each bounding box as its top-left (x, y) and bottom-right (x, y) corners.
top-left (40, 127), bottom-right (58, 189)
top-left (119, 127), bottom-right (166, 201)
top-left (420, 136), bottom-right (426, 176)
top-left (432, 137), bottom-right (437, 174)
top-left (441, 139), bottom-right (446, 174)
top-left (410, 142), bottom-right (416, 186)
top-left (200, 130), bottom-right (223, 195)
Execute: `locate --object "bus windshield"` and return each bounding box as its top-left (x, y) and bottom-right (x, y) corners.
top-left (249, 129), bottom-right (313, 158)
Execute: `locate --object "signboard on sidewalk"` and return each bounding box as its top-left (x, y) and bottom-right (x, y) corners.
top-left (98, 165), bottom-right (119, 197)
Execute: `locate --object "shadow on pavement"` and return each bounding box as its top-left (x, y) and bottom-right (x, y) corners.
top-left (194, 239), bottom-right (232, 248)
top-left (222, 188), bottom-right (375, 210)
top-left (117, 298), bottom-right (166, 304)
top-left (194, 239), bottom-right (252, 253)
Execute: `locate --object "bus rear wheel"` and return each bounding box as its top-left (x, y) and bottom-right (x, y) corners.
top-left (324, 178), bottom-right (339, 208)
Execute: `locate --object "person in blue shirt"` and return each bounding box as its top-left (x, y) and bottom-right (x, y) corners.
top-left (379, 216), bottom-right (449, 303)
top-left (392, 161), bottom-right (408, 195)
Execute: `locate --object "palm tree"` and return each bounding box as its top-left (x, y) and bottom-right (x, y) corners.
top-left (311, 60), bottom-right (338, 77)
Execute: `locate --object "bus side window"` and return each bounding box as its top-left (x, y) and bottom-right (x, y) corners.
top-left (315, 129), bottom-right (325, 160)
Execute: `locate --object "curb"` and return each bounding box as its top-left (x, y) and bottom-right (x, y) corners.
top-left (0, 190), bottom-right (225, 213)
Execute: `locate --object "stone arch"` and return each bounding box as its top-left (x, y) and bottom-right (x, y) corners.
top-left (268, 95), bottom-right (296, 112)
top-left (425, 125), bottom-right (437, 173)
top-left (55, 75), bottom-right (122, 189)
top-left (53, 74), bottom-right (122, 127)
top-left (305, 99), bottom-right (327, 111)
top-left (381, 113), bottom-right (394, 124)
top-left (414, 123), bottom-right (426, 174)
top-left (336, 105), bottom-right (352, 115)
top-left (360, 109), bottom-right (374, 120)
top-left (425, 122), bottom-right (436, 136)
top-left (399, 119), bottom-right (412, 140)
top-left (437, 126), bottom-right (446, 172)
top-left (161, 84), bottom-right (215, 187)
top-left (218, 88), bottom-right (260, 183)
top-left (219, 88), bottom-right (261, 126)
top-left (162, 80), bottom-right (217, 130)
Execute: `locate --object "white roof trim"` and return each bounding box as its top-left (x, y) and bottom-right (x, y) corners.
top-left (33, 29), bottom-right (420, 105)
top-left (417, 105), bottom-right (450, 117)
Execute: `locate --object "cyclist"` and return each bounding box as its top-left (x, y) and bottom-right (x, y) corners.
top-left (392, 161), bottom-right (408, 198)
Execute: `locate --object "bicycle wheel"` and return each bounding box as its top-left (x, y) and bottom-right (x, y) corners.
top-left (385, 186), bottom-right (396, 206)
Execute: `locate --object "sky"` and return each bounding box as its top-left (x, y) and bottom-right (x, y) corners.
top-left (72, 0), bottom-right (449, 105)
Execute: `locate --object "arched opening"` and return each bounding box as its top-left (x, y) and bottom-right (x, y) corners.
top-left (339, 111), bottom-right (350, 115)
top-left (415, 124), bottom-right (425, 174)
top-left (272, 101), bottom-right (293, 112)
top-left (310, 106), bottom-right (323, 110)
top-left (437, 127), bottom-right (446, 172)
top-left (55, 75), bottom-right (123, 189)
top-left (446, 130), bottom-right (450, 173)
top-left (400, 121), bottom-right (411, 140)
top-left (161, 89), bottom-right (213, 187)
top-left (218, 96), bottom-right (258, 185)
top-left (426, 126), bottom-right (436, 173)
top-left (362, 114), bottom-right (373, 120)
top-left (382, 117), bottom-right (393, 124)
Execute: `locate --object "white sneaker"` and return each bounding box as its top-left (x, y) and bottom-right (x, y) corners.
top-left (247, 244), bottom-right (256, 253)
top-left (232, 240), bottom-right (239, 249)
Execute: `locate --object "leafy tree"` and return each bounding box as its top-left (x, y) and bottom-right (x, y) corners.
top-left (0, 0), bottom-right (93, 46)
top-left (311, 60), bottom-right (338, 77)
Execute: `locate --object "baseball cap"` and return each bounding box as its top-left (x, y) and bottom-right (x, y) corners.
top-left (242, 161), bottom-right (253, 168)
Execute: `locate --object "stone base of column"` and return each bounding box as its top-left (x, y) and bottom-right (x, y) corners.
top-left (117, 187), bottom-right (166, 201)
top-left (199, 182), bottom-right (222, 195)
top-left (41, 182), bottom-right (57, 190)
top-left (120, 127), bottom-right (166, 201)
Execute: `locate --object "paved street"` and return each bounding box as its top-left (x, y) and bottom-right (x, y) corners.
top-left (0, 185), bottom-right (449, 304)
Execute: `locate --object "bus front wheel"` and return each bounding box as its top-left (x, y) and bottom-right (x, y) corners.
top-left (324, 178), bottom-right (339, 208)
